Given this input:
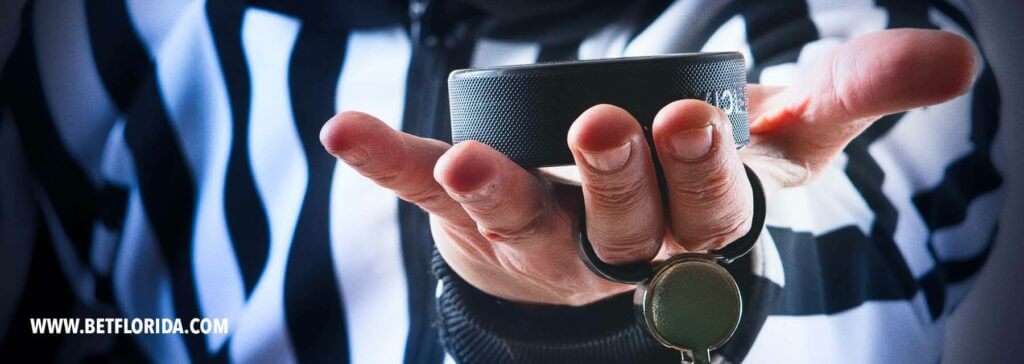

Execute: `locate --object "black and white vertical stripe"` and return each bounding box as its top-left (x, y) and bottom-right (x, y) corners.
top-left (0, 0), bottom-right (1004, 363)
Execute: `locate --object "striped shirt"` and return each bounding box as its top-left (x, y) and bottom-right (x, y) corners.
top-left (0, 0), bottom-right (1003, 363)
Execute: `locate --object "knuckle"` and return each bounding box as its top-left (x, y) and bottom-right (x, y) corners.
top-left (400, 185), bottom-right (446, 208)
top-left (589, 226), bottom-right (659, 264)
top-left (364, 167), bottom-right (403, 187)
top-left (586, 176), bottom-right (648, 210)
top-left (676, 202), bottom-right (753, 250)
top-left (478, 209), bottom-right (545, 244)
top-left (669, 168), bottom-right (737, 206)
top-left (357, 150), bottom-right (404, 186)
top-left (464, 193), bottom-right (504, 215)
top-left (829, 54), bottom-right (857, 119)
top-left (592, 232), bottom-right (660, 263)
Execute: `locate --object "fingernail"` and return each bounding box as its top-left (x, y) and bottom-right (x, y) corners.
top-left (579, 141), bottom-right (632, 172)
top-left (338, 147), bottom-right (368, 165)
top-left (669, 124), bottom-right (713, 161)
top-left (455, 182), bottom-right (495, 202)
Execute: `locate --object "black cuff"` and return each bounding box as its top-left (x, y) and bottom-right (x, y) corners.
top-left (432, 250), bottom-right (677, 364)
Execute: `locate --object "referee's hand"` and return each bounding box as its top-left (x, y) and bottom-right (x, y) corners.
top-left (320, 29), bottom-right (978, 306)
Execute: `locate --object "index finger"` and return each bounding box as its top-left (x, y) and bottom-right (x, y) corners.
top-left (320, 111), bottom-right (473, 226)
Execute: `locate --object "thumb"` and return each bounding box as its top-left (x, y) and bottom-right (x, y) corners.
top-left (750, 29), bottom-right (978, 171)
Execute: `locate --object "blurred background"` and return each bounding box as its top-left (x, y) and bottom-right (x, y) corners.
top-left (944, 1), bottom-right (1024, 362)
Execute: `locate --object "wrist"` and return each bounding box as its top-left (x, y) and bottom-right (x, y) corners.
top-left (433, 249), bottom-right (677, 363)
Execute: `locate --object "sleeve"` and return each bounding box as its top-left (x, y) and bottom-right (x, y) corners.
top-left (432, 250), bottom-right (679, 364)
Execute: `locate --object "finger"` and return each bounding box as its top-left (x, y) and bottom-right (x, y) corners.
top-left (751, 29), bottom-right (978, 141)
top-left (320, 111), bottom-right (472, 224)
top-left (433, 141), bottom-right (571, 247)
top-left (653, 99), bottom-right (753, 252)
top-left (567, 105), bottom-right (663, 264)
